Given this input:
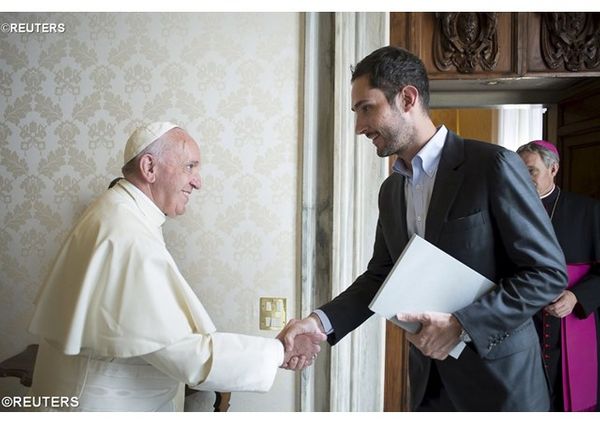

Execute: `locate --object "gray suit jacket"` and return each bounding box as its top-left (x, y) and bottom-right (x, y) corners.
top-left (319, 131), bottom-right (567, 411)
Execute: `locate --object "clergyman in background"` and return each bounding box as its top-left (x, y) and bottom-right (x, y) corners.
top-left (518, 140), bottom-right (600, 412)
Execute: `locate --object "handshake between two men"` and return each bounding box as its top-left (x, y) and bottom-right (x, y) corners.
top-left (277, 314), bottom-right (327, 370)
top-left (277, 311), bottom-right (467, 370)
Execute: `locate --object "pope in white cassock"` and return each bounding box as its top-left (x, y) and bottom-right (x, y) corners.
top-left (27, 122), bottom-right (324, 411)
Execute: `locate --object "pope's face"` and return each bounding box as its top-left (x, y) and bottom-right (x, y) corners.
top-left (152, 129), bottom-right (201, 217)
top-left (518, 151), bottom-right (558, 197)
top-left (351, 75), bottom-right (415, 157)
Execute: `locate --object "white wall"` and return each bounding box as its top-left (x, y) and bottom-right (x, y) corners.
top-left (0, 12), bottom-right (301, 411)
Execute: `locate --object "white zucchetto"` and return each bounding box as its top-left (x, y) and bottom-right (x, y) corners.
top-left (123, 122), bottom-right (179, 165)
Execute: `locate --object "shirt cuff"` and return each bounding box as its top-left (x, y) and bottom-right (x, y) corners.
top-left (313, 309), bottom-right (333, 335)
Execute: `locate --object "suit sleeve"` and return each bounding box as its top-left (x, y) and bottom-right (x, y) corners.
top-left (319, 187), bottom-right (395, 345)
top-left (453, 150), bottom-right (568, 357)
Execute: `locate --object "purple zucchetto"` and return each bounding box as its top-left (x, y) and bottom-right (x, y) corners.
top-left (530, 140), bottom-right (559, 160)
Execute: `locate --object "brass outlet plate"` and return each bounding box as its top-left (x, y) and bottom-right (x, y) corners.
top-left (259, 297), bottom-right (287, 330)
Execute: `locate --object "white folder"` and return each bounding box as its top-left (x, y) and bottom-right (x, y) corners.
top-left (369, 234), bottom-right (495, 358)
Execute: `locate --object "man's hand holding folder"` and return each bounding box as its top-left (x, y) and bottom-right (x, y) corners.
top-left (396, 312), bottom-right (462, 360)
top-left (369, 234), bottom-right (495, 360)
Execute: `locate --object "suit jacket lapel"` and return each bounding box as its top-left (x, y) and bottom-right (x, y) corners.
top-left (425, 131), bottom-right (465, 245)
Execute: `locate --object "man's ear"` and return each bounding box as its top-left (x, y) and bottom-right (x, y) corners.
top-left (139, 154), bottom-right (157, 183)
top-left (550, 161), bottom-right (559, 178)
top-left (397, 85), bottom-right (418, 112)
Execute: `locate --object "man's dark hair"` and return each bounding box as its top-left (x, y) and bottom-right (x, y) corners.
top-left (351, 46), bottom-right (430, 110)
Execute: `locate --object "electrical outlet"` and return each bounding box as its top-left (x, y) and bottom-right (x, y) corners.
top-left (259, 297), bottom-right (287, 330)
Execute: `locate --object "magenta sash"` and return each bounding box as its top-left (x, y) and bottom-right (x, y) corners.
top-left (561, 263), bottom-right (597, 412)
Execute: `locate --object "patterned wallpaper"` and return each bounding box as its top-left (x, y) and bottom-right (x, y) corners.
top-left (0, 12), bottom-right (300, 411)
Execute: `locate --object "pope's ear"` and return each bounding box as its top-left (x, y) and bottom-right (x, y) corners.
top-left (138, 154), bottom-right (157, 183)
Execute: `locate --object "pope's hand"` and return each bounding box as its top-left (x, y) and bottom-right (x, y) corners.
top-left (277, 314), bottom-right (326, 370)
top-left (279, 333), bottom-right (324, 369)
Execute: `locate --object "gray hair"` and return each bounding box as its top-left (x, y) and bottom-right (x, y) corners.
top-left (121, 136), bottom-right (169, 177)
top-left (516, 142), bottom-right (559, 168)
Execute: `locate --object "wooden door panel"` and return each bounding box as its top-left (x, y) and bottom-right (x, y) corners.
top-left (560, 132), bottom-right (600, 199)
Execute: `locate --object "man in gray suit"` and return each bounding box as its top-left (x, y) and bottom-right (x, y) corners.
top-left (279, 46), bottom-right (567, 411)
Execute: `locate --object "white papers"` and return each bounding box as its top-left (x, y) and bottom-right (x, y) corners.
top-left (369, 234), bottom-right (495, 358)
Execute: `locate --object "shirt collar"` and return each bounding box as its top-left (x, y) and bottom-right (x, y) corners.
top-left (392, 125), bottom-right (448, 177)
top-left (116, 179), bottom-right (167, 228)
top-left (540, 183), bottom-right (557, 200)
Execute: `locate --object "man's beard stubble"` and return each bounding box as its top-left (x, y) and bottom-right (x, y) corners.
top-left (376, 119), bottom-right (415, 158)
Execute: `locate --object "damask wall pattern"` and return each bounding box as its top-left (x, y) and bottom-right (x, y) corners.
top-left (0, 12), bottom-right (300, 411)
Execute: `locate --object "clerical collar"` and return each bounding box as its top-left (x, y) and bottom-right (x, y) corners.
top-left (540, 184), bottom-right (556, 200)
top-left (540, 185), bottom-right (560, 217)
